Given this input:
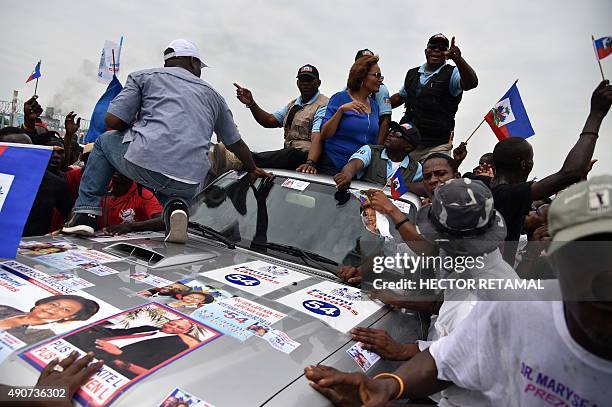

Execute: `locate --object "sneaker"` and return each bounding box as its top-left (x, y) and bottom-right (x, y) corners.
top-left (164, 201), bottom-right (189, 244)
top-left (62, 213), bottom-right (98, 236)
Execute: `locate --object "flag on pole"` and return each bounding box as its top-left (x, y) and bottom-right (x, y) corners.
top-left (85, 75), bottom-right (123, 143)
top-left (26, 61), bottom-right (41, 83)
top-left (97, 39), bottom-right (123, 84)
top-left (0, 143), bottom-right (52, 258)
top-left (593, 36), bottom-right (612, 60)
top-left (389, 167), bottom-right (408, 199)
top-left (484, 83), bottom-right (535, 141)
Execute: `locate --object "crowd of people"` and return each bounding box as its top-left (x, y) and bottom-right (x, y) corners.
top-left (2, 32), bottom-right (612, 406)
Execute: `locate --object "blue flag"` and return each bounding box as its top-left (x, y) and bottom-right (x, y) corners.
top-left (0, 143), bottom-right (52, 258)
top-left (85, 75), bottom-right (123, 143)
top-left (26, 61), bottom-right (41, 83)
top-left (484, 83), bottom-right (535, 141)
top-left (390, 167), bottom-right (408, 199)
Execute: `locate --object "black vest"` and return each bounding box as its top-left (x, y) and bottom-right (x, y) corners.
top-left (402, 64), bottom-right (462, 147)
top-left (363, 145), bottom-right (419, 186)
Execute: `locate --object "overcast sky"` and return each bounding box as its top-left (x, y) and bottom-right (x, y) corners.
top-left (1, 0), bottom-right (610, 177)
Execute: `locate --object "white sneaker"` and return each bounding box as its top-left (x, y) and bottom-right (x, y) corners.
top-left (164, 210), bottom-right (188, 244)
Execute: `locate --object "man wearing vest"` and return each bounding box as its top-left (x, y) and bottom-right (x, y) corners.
top-left (333, 121), bottom-right (423, 190)
top-left (223, 64), bottom-right (328, 172)
top-left (390, 34), bottom-right (478, 162)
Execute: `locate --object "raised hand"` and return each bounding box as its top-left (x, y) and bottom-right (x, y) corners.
top-left (234, 83), bottom-right (255, 106)
top-left (445, 36), bottom-right (462, 62)
top-left (590, 80), bottom-right (612, 118)
top-left (64, 111), bottom-right (81, 136)
top-left (452, 141), bottom-right (467, 164)
top-left (23, 95), bottom-right (43, 128)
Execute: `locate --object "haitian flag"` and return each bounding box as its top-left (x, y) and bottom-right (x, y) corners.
top-left (484, 83), bottom-right (535, 141)
top-left (389, 167), bottom-right (408, 199)
top-left (26, 61), bottom-right (41, 83)
top-left (84, 75), bottom-right (123, 143)
top-left (0, 143), bottom-right (51, 258)
top-left (594, 36), bottom-right (612, 60)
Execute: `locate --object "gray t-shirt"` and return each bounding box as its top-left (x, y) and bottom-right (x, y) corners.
top-left (108, 67), bottom-right (241, 183)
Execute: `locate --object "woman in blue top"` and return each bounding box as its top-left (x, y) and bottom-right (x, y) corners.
top-left (319, 55), bottom-right (383, 174)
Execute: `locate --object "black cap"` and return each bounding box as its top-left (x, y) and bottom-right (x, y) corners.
top-left (296, 64), bottom-right (319, 79)
top-left (427, 33), bottom-right (449, 48)
top-left (355, 49), bottom-right (374, 61)
top-left (390, 121), bottom-right (421, 147)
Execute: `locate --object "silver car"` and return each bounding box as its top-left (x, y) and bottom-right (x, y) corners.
top-left (0, 169), bottom-right (425, 406)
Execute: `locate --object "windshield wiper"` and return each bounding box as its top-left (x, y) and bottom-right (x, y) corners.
top-left (252, 241), bottom-right (338, 274)
top-left (188, 221), bottom-right (235, 249)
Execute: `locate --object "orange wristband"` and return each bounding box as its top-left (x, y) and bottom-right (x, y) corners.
top-left (373, 372), bottom-right (404, 400)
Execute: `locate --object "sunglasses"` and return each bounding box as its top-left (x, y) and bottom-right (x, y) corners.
top-left (427, 45), bottom-right (448, 52)
top-left (367, 72), bottom-right (384, 80)
top-left (389, 130), bottom-right (406, 139)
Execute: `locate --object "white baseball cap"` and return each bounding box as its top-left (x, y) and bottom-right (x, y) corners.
top-left (164, 39), bottom-right (208, 66)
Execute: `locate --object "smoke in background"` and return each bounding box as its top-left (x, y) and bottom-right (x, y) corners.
top-left (49, 59), bottom-right (100, 116)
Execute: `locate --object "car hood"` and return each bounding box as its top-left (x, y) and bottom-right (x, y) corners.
top-left (3, 234), bottom-right (423, 406)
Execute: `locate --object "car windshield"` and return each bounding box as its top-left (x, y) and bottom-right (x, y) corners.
top-left (190, 172), bottom-right (417, 270)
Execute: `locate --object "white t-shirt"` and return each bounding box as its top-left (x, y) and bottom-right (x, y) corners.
top-left (429, 286), bottom-right (612, 407)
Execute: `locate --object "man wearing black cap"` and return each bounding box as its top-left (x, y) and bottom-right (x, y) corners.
top-left (333, 121), bottom-right (423, 190)
top-left (390, 34), bottom-right (478, 161)
top-left (229, 64), bottom-right (328, 171)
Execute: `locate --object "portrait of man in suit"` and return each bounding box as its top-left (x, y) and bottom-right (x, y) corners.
top-left (66, 318), bottom-right (201, 379)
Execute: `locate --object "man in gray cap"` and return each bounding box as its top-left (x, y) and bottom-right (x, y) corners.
top-left (305, 175), bottom-right (612, 407)
top-left (348, 177), bottom-right (517, 406)
top-left (62, 39), bottom-right (269, 243)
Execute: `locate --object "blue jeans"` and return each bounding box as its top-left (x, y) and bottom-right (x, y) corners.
top-left (74, 131), bottom-right (198, 220)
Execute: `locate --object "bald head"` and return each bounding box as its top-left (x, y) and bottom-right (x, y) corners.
top-left (0, 127), bottom-right (32, 144)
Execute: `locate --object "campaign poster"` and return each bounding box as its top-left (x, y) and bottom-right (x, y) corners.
top-left (129, 272), bottom-right (173, 288)
top-left (45, 271), bottom-right (94, 290)
top-left (249, 325), bottom-right (300, 354)
top-left (276, 281), bottom-right (383, 333)
top-left (138, 279), bottom-right (232, 316)
top-left (191, 297), bottom-right (285, 341)
top-left (346, 342), bottom-right (381, 372)
top-left (35, 250), bottom-right (121, 271)
top-left (0, 261), bottom-right (119, 351)
top-left (79, 261), bottom-right (119, 277)
top-left (21, 303), bottom-right (221, 407)
top-left (88, 232), bottom-right (165, 243)
top-left (17, 240), bottom-right (85, 257)
top-left (158, 387), bottom-right (215, 407)
top-left (201, 260), bottom-right (309, 296)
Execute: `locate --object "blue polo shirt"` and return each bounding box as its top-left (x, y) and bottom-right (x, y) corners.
top-left (342, 84), bottom-right (391, 117)
top-left (322, 90), bottom-right (379, 170)
top-left (398, 62), bottom-right (462, 98)
top-left (349, 145), bottom-right (423, 184)
top-left (272, 91), bottom-right (327, 132)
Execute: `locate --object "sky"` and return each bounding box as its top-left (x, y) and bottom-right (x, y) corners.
top-left (1, 0), bottom-right (611, 177)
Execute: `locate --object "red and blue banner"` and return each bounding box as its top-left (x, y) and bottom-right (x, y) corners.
top-left (484, 83), bottom-right (535, 141)
top-left (85, 75), bottom-right (123, 143)
top-left (26, 61), bottom-right (41, 83)
top-left (594, 36), bottom-right (612, 60)
top-left (390, 167), bottom-right (408, 199)
top-left (0, 143), bottom-right (51, 258)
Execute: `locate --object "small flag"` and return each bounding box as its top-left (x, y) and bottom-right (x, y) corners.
top-left (26, 61), bottom-right (41, 83)
top-left (593, 36), bottom-right (612, 60)
top-left (85, 75), bottom-right (123, 143)
top-left (390, 167), bottom-right (408, 199)
top-left (484, 83), bottom-right (535, 141)
top-left (97, 39), bottom-right (122, 84)
top-left (0, 143), bottom-right (52, 258)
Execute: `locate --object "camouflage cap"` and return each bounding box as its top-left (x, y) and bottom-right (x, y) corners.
top-left (548, 174), bottom-right (612, 254)
top-left (416, 178), bottom-right (506, 255)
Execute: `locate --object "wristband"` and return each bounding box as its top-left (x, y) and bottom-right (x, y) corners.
top-left (306, 159), bottom-right (317, 166)
top-left (373, 373), bottom-right (404, 400)
top-left (395, 217), bottom-right (410, 230)
top-left (580, 131), bottom-right (598, 138)
top-left (246, 101), bottom-right (255, 109)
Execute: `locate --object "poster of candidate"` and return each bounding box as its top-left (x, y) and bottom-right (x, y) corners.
top-left (276, 281), bottom-right (383, 333)
top-left (17, 240), bottom-right (85, 257)
top-left (138, 279), bottom-right (233, 316)
top-left (21, 303), bottom-right (221, 407)
top-left (0, 261), bottom-right (119, 353)
top-left (201, 260), bottom-right (309, 296)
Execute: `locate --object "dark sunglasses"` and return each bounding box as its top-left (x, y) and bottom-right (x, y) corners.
top-left (367, 72), bottom-right (384, 80)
